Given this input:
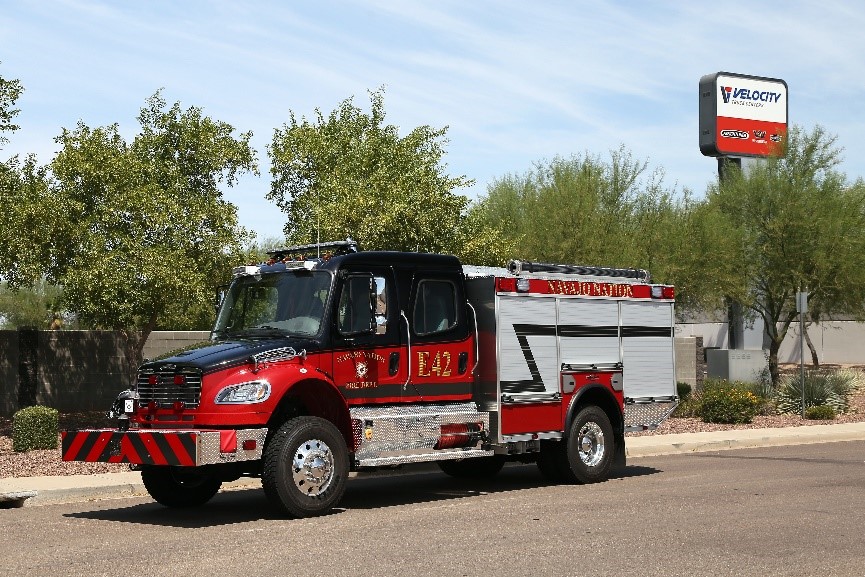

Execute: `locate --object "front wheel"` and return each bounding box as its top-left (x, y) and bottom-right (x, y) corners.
top-left (561, 406), bottom-right (615, 484)
top-left (262, 416), bottom-right (349, 518)
top-left (140, 466), bottom-right (222, 508)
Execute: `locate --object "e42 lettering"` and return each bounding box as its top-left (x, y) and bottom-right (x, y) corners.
top-left (416, 351), bottom-right (452, 377)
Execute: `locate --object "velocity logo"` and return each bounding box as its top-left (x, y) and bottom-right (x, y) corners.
top-left (720, 86), bottom-right (783, 106)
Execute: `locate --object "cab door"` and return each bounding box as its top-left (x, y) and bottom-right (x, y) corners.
top-left (404, 274), bottom-right (474, 403)
top-left (330, 268), bottom-right (406, 404)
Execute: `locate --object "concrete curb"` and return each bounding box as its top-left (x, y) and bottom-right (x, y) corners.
top-left (0, 472), bottom-right (262, 508)
top-left (4, 422), bottom-right (865, 507)
top-left (625, 422), bottom-right (865, 457)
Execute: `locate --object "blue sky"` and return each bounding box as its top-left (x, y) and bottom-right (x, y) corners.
top-left (3, 1), bottom-right (865, 241)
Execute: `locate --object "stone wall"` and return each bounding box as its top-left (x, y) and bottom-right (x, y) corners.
top-left (0, 330), bottom-right (209, 418)
top-left (0, 331), bottom-right (18, 418)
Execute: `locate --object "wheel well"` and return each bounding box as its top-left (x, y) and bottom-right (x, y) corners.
top-left (566, 386), bottom-right (623, 435)
top-left (266, 378), bottom-right (352, 449)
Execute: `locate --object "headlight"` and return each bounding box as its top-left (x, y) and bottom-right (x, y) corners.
top-left (215, 381), bottom-right (271, 404)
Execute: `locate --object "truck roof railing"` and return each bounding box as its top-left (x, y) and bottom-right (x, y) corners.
top-left (267, 238), bottom-right (359, 261)
top-left (507, 259), bottom-right (651, 282)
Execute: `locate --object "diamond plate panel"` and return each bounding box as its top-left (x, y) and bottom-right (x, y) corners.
top-left (350, 402), bottom-right (491, 463)
top-left (197, 428), bottom-right (267, 465)
top-left (624, 400), bottom-right (678, 431)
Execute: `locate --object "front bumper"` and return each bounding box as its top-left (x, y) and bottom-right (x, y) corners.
top-left (61, 428), bottom-right (268, 466)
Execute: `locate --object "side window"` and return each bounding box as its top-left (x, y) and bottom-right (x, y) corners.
top-left (374, 276), bottom-right (387, 335)
top-left (413, 280), bottom-right (457, 336)
top-left (337, 276), bottom-right (374, 335)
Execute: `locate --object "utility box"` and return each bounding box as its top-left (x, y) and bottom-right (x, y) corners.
top-left (706, 349), bottom-right (768, 383)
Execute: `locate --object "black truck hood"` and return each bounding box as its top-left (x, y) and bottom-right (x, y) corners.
top-left (142, 338), bottom-right (319, 374)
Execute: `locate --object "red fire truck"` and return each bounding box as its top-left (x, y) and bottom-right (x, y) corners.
top-left (62, 240), bottom-right (678, 517)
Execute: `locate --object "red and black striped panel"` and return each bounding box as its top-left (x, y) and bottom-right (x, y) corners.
top-left (61, 430), bottom-right (198, 466)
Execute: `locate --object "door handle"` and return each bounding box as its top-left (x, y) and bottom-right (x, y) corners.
top-left (389, 352), bottom-right (400, 376)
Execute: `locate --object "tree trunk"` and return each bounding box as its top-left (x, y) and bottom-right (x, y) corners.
top-left (803, 325), bottom-right (820, 368)
top-left (767, 337), bottom-right (781, 385)
top-left (118, 315), bottom-right (157, 388)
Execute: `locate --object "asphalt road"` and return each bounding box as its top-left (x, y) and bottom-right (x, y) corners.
top-left (2, 440), bottom-right (864, 577)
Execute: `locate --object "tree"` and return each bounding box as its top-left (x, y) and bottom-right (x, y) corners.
top-left (0, 65), bottom-right (23, 148)
top-left (0, 279), bottom-right (64, 329)
top-left (706, 125), bottom-right (865, 382)
top-left (469, 148), bottom-right (727, 306)
top-left (3, 91), bottom-right (257, 383)
top-left (267, 88), bottom-right (511, 263)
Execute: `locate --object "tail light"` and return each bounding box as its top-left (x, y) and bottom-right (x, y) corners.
top-left (651, 286), bottom-right (675, 299)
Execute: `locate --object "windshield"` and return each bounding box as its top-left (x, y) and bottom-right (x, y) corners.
top-left (213, 270), bottom-right (332, 338)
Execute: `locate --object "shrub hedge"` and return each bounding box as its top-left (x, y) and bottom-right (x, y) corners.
top-left (12, 405), bottom-right (59, 452)
top-left (699, 380), bottom-right (761, 424)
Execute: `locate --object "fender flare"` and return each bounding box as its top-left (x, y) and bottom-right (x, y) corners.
top-left (267, 370), bottom-right (352, 450)
top-left (563, 383), bottom-right (626, 469)
top-left (564, 383), bottom-right (624, 434)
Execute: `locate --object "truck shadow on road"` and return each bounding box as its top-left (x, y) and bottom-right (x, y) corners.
top-left (64, 463), bottom-right (661, 528)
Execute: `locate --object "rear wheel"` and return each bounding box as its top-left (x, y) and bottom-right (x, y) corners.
top-left (140, 466), bottom-right (222, 508)
top-left (262, 416), bottom-right (349, 518)
top-left (561, 406), bottom-right (615, 484)
top-left (437, 455), bottom-right (506, 478)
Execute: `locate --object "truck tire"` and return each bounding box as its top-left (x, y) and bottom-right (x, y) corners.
top-left (140, 466), bottom-right (222, 508)
top-left (437, 455), bottom-right (506, 478)
top-left (561, 406), bottom-right (615, 484)
top-left (262, 416), bottom-right (349, 518)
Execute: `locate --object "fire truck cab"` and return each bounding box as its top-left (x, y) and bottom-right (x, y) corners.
top-left (62, 240), bottom-right (678, 517)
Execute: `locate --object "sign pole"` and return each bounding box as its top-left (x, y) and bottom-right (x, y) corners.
top-left (797, 290), bottom-right (808, 417)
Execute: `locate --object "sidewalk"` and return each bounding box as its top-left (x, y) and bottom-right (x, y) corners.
top-left (3, 422), bottom-right (865, 508)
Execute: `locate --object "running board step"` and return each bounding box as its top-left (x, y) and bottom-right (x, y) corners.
top-left (356, 448), bottom-right (495, 468)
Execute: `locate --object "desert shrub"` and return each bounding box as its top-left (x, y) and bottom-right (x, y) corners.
top-left (673, 394), bottom-right (702, 418)
top-left (12, 405), bottom-right (59, 452)
top-left (700, 380), bottom-right (761, 424)
top-left (677, 382), bottom-right (692, 401)
top-left (776, 370), bottom-right (856, 415)
top-left (804, 405), bottom-right (836, 420)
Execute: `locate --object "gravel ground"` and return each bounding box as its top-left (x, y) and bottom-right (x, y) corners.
top-left (3, 367), bottom-right (864, 479)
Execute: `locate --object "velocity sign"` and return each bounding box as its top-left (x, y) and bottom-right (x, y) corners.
top-left (699, 71), bottom-right (788, 158)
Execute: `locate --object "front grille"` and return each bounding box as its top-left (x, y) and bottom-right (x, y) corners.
top-left (137, 365), bottom-right (203, 409)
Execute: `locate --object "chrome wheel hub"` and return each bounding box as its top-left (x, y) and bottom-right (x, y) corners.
top-left (292, 438), bottom-right (334, 496)
top-left (577, 422), bottom-right (605, 467)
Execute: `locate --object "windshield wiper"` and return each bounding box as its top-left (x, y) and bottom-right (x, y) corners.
top-left (226, 326), bottom-right (288, 338)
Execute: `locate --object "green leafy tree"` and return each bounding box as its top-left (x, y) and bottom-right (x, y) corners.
top-left (3, 91), bottom-right (257, 383)
top-left (0, 65), bottom-right (23, 148)
top-left (472, 149), bottom-right (665, 264)
top-left (469, 148), bottom-right (727, 306)
top-left (707, 125), bottom-right (865, 382)
top-left (0, 153), bottom-right (54, 287)
top-left (0, 279), bottom-right (64, 329)
top-left (267, 88), bottom-right (512, 263)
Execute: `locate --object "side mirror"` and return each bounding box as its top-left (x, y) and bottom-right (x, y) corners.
top-left (215, 286), bottom-right (228, 313)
